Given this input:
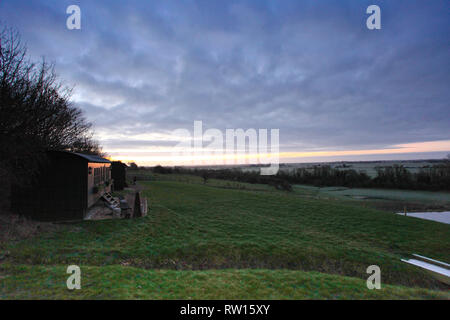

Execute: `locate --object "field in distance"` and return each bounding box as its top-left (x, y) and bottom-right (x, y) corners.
top-left (175, 159), bottom-right (449, 178)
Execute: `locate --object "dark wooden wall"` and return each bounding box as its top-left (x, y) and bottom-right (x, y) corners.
top-left (111, 161), bottom-right (127, 191)
top-left (11, 152), bottom-right (87, 221)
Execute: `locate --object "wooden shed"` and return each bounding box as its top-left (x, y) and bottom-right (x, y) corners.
top-left (111, 161), bottom-right (127, 191)
top-left (11, 151), bottom-right (112, 221)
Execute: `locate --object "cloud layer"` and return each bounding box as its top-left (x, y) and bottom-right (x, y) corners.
top-left (1, 0), bottom-right (449, 163)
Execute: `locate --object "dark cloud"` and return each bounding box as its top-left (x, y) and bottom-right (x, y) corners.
top-left (1, 0), bottom-right (449, 159)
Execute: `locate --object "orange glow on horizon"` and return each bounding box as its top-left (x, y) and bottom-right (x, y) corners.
top-left (103, 140), bottom-right (450, 166)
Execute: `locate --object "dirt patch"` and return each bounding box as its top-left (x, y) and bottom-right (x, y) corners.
top-left (0, 212), bottom-right (60, 245)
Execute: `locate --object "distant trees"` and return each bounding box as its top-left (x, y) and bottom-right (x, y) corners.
top-left (369, 164), bottom-right (449, 191)
top-left (287, 164), bottom-right (449, 191)
top-left (150, 163), bottom-right (450, 192)
top-left (152, 165), bottom-right (171, 174)
top-left (279, 165), bottom-right (372, 188)
top-left (372, 165), bottom-right (412, 189)
top-left (128, 162), bottom-right (139, 170)
top-left (0, 25), bottom-right (103, 209)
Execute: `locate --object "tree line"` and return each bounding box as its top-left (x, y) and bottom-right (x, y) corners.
top-left (149, 161), bottom-right (450, 192)
top-left (278, 163), bottom-right (450, 191)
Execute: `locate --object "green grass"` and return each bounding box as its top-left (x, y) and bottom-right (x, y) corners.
top-left (129, 170), bottom-right (274, 192)
top-left (293, 184), bottom-right (450, 203)
top-left (292, 184), bottom-right (450, 212)
top-left (1, 264), bottom-right (448, 300)
top-left (1, 177), bottom-right (449, 299)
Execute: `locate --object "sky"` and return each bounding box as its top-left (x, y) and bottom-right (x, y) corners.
top-left (1, 0), bottom-right (449, 166)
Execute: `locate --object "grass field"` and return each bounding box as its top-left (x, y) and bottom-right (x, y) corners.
top-left (1, 176), bottom-right (449, 299)
top-left (293, 185), bottom-right (450, 203)
top-left (292, 184), bottom-right (450, 212)
top-left (278, 160), bottom-right (447, 178)
top-left (2, 265), bottom-right (447, 299)
top-left (131, 170), bottom-right (450, 212)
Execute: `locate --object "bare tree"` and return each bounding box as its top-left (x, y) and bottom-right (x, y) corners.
top-left (0, 25), bottom-right (103, 209)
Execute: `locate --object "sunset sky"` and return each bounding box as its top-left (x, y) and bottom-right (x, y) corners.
top-left (1, 0), bottom-right (449, 166)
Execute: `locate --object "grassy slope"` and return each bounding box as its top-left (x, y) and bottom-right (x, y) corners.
top-left (1, 178), bottom-right (449, 299)
top-left (1, 264), bottom-right (448, 300)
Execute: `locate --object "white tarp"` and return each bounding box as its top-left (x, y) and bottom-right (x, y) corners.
top-left (401, 258), bottom-right (450, 278)
top-left (396, 211), bottom-right (450, 224)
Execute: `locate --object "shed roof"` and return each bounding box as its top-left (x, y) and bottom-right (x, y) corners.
top-left (46, 150), bottom-right (111, 163)
top-left (74, 153), bottom-right (111, 163)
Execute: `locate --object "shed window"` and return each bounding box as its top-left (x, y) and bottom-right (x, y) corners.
top-left (93, 166), bottom-right (110, 185)
top-left (94, 168), bottom-right (101, 184)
